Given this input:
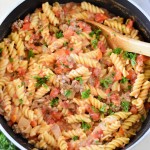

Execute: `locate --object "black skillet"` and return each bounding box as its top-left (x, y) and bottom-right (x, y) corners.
top-left (0, 0), bottom-right (150, 149)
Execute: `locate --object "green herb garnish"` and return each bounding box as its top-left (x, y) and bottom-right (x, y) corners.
top-left (141, 115), bottom-right (145, 122)
top-left (108, 109), bottom-right (115, 115)
top-left (97, 96), bottom-right (102, 101)
top-left (100, 78), bottom-right (112, 88)
top-left (19, 99), bottom-right (23, 104)
top-left (63, 42), bottom-right (68, 46)
top-left (81, 122), bottom-right (91, 131)
top-left (64, 90), bottom-right (72, 97)
top-left (55, 31), bottom-right (63, 38)
top-left (89, 29), bottom-right (101, 39)
top-left (121, 101), bottom-right (130, 112)
top-left (70, 47), bottom-right (74, 51)
top-left (91, 39), bottom-right (98, 48)
top-left (28, 49), bottom-right (34, 59)
top-left (120, 77), bottom-right (128, 83)
top-left (123, 51), bottom-right (137, 66)
top-left (128, 85), bottom-right (132, 90)
top-left (72, 136), bottom-right (79, 141)
top-left (81, 89), bottom-right (90, 99)
top-left (67, 20), bottom-right (71, 25)
top-left (0, 132), bottom-right (18, 150)
top-left (113, 48), bottom-right (122, 54)
top-left (99, 104), bottom-right (107, 113)
top-left (75, 76), bottom-right (83, 84)
top-left (50, 98), bottom-right (59, 107)
top-left (34, 76), bottom-right (49, 87)
top-left (91, 106), bottom-right (98, 113)
top-left (9, 58), bottom-right (13, 63)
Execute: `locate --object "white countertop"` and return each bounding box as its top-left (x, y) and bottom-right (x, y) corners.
top-left (0, 0), bottom-right (150, 150)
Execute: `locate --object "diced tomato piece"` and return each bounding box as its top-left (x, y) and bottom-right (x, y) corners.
top-left (10, 114), bottom-right (17, 123)
top-left (50, 88), bottom-right (60, 98)
top-left (126, 19), bottom-right (134, 29)
top-left (130, 105), bottom-right (138, 114)
top-left (105, 88), bottom-right (110, 94)
top-left (93, 129), bottom-right (103, 138)
top-left (114, 70), bottom-right (122, 81)
top-left (118, 127), bottom-right (124, 135)
top-left (83, 25), bottom-right (92, 33)
top-left (22, 23), bottom-right (30, 30)
top-left (110, 94), bottom-right (120, 106)
top-left (95, 13), bottom-right (108, 23)
top-left (60, 101), bottom-right (70, 109)
top-left (24, 15), bottom-right (30, 23)
top-left (94, 78), bottom-right (100, 88)
top-left (97, 50), bottom-right (102, 60)
top-left (55, 49), bottom-right (70, 56)
top-left (63, 29), bottom-right (74, 38)
top-left (98, 41), bottom-right (106, 53)
top-left (92, 68), bottom-right (101, 77)
top-left (136, 55), bottom-right (149, 66)
top-left (51, 111), bottom-right (62, 120)
top-left (127, 69), bottom-right (137, 82)
top-left (17, 67), bottom-right (26, 76)
top-left (90, 113), bottom-right (100, 121)
top-left (30, 120), bottom-right (37, 127)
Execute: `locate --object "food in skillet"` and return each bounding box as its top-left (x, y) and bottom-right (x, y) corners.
top-left (0, 1), bottom-right (150, 150)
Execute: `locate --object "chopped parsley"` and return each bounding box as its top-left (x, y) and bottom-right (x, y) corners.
top-left (91, 106), bottom-right (98, 113)
top-left (55, 31), bottom-right (63, 38)
top-left (89, 29), bottom-right (101, 39)
top-left (123, 51), bottom-right (137, 66)
top-left (91, 39), bottom-right (98, 48)
top-left (81, 122), bottom-right (91, 131)
top-left (72, 136), bottom-right (79, 141)
top-left (19, 98), bottom-right (23, 104)
top-left (97, 96), bottom-right (102, 101)
top-left (99, 104), bottom-right (107, 113)
top-left (121, 101), bottom-right (130, 112)
top-left (28, 49), bottom-right (34, 59)
top-left (70, 47), bottom-right (74, 51)
top-left (9, 58), bottom-right (13, 63)
top-left (50, 98), bottom-right (59, 107)
top-left (0, 132), bottom-right (17, 150)
top-left (60, 62), bottom-right (69, 68)
top-left (34, 76), bottom-right (49, 87)
top-left (113, 48), bottom-right (122, 54)
top-left (81, 89), bottom-right (90, 99)
top-left (63, 42), bottom-right (68, 46)
top-left (128, 85), bottom-right (132, 90)
top-left (75, 76), bottom-right (83, 84)
top-left (141, 115), bottom-right (145, 122)
top-left (64, 90), bottom-right (72, 97)
top-left (67, 20), bottom-right (71, 25)
top-left (0, 48), bottom-right (2, 55)
top-left (120, 77), bottom-right (128, 83)
top-left (100, 78), bottom-right (112, 88)
top-left (108, 109), bottom-right (114, 115)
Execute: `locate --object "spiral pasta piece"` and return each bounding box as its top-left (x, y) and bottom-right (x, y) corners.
top-left (42, 2), bottom-right (59, 26)
top-left (6, 82), bottom-right (15, 98)
top-left (0, 58), bottom-right (9, 77)
top-left (30, 12), bottom-right (39, 30)
top-left (34, 85), bottom-right (50, 99)
top-left (132, 98), bottom-right (146, 117)
top-left (48, 38), bottom-right (68, 52)
top-left (121, 114), bottom-right (141, 130)
top-left (70, 54), bottom-right (100, 68)
top-left (110, 53), bottom-right (128, 77)
top-left (62, 129), bottom-right (86, 139)
top-left (108, 112), bottom-right (132, 120)
top-left (84, 84), bottom-right (107, 99)
top-left (79, 145), bottom-right (105, 150)
top-left (27, 80), bottom-right (36, 102)
top-left (81, 1), bottom-right (104, 14)
top-left (67, 66), bottom-right (91, 80)
top-left (66, 114), bottom-right (91, 123)
top-left (11, 32), bottom-right (25, 57)
top-left (104, 121), bottom-right (121, 135)
top-left (38, 132), bottom-right (57, 147)
top-left (111, 81), bottom-right (120, 92)
top-left (20, 105), bottom-right (35, 121)
top-left (73, 11), bottom-right (89, 20)
top-left (79, 49), bottom-right (100, 59)
top-left (130, 74), bottom-right (145, 98)
top-left (0, 76), bottom-right (10, 89)
top-left (58, 136), bottom-right (68, 150)
top-left (144, 69), bottom-right (150, 80)
top-left (138, 81), bottom-right (150, 102)
top-left (104, 20), bottom-right (131, 35)
top-left (105, 137), bottom-right (129, 150)
top-left (88, 95), bottom-right (109, 110)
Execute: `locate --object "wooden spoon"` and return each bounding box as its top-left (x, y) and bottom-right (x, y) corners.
top-left (85, 20), bottom-right (150, 57)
